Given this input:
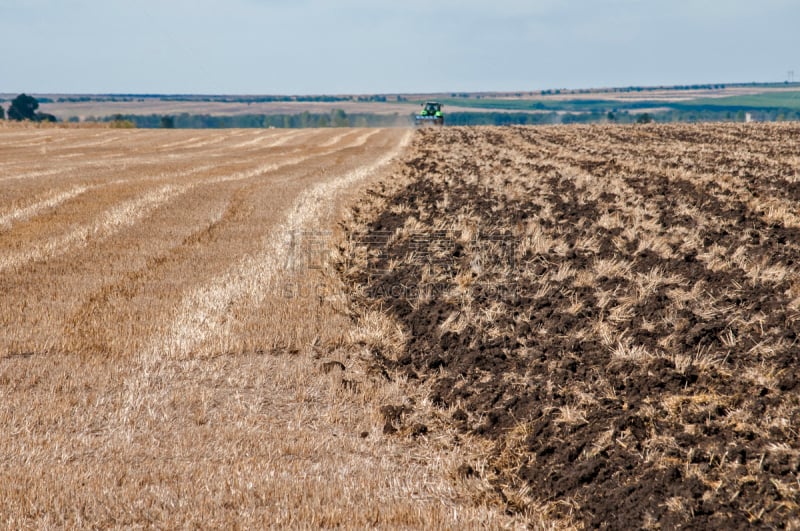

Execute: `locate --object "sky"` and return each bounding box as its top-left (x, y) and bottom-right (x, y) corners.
top-left (1, 0), bottom-right (799, 95)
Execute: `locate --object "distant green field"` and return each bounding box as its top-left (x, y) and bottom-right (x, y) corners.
top-left (430, 91), bottom-right (800, 114)
top-left (675, 91), bottom-right (800, 111)
top-left (20, 86), bottom-right (799, 128)
top-left (430, 98), bottom-right (658, 113)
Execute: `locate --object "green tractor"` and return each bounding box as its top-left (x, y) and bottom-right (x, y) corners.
top-left (415, 102), bottom-right (444, 127)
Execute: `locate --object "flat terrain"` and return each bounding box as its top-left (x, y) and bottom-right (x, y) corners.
top-left (340, 124), bottom-right (800, 528)
top-left (0, 127), bottom-right (519, 528)
top-left (6, 122), bottom-right (800, 528)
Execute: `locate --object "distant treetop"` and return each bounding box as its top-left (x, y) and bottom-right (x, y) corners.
top-left (8, 94), bottom-right (57, 123)
top-left (8, 94), bottom-right (39, 121)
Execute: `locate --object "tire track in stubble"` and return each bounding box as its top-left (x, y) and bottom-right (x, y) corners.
top-left (142, 130), bottom-right (412, 361)
top-left (55, 129), bottom-right (407, 355)
top-left (0, 132), bottom-right (247, 183)
top-left (0, 185), bottom-right (94, 230)
top-left (0, 129), bottom-right (378, 229)
top-left (0, 130), bottom-right (386, 272)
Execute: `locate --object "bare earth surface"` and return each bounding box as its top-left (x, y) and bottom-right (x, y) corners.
top-left (0, 128), bottom-right (520, 528)
top-left (341, 124), bottom-right (800, 528)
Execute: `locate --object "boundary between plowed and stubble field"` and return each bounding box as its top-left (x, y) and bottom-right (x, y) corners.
top-left (335, 124), bottom-right (800, 529)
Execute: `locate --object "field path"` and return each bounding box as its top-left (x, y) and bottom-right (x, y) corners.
top-left (0, 127), bottom-right (513, 528)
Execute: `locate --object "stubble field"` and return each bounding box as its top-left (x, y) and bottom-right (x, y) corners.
top-left (339, 123), bottom-right (800, 528)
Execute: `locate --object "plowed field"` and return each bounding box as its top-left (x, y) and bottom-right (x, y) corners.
top-left (340, 124), bottom-right (800, 528)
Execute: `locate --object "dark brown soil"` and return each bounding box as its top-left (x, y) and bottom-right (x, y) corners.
top-left (339, 125), bottom-right (800, 529)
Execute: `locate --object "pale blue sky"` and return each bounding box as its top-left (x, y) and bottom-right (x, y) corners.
top-left (1, 0), bottom-right (798, 94)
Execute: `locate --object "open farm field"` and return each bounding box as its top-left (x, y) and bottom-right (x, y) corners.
top-left (7, 85), bottom-right (797, 126)
top-left (339, 123), bottom-right (800, 528)
top-left (4, 122), bottom-right (800, 528)
top-left (0, 127), bottom-right (524, 528)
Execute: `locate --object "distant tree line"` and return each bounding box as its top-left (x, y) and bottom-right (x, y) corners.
top-left (56, 94), bottom-right (401, 104)
top-left (83, 110), bottom-right (411, 129)
top-left (57, 96), bottom-right (144, 103)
